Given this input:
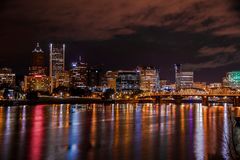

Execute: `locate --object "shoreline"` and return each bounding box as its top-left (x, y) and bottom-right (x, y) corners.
top-left (0, 97), bottom-right (235, 106)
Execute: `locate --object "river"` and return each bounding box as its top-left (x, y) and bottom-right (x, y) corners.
top-left (0, 103), bottom-right (239, 160)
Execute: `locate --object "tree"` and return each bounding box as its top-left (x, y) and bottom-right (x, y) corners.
top-left (103, 88), bottom-right (115, 100)
top-left (69, 87), bottom-right (92, 97)
top-left (53, 86), bottom-right (69, 94)
top-left (26, 91), bottom-right (39, 101)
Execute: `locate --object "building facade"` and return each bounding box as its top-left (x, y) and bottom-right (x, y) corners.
top-left (137, 66), bottom-right (160, 92)
top-left (87, 66), bottom-right (102, 88)
top-left (105, 71), bottom-right (117, 91)
top-left (56, 71), bottom-right (70, 88)
top-left (29, 43), bottom-right (47, 75)
top-left (116, 70), bottom-right (140, 93)
top-left (174, 64), bottom-right (194, 90)
top-left (70, 58), bottom-right (88, 88)
top-left (0, 68), bottom-right (16, 87)
top-left (49, 43), bottom-right (65, 91)
top-left (24, 43), bottom-right (50, 92)
top-left (32, 43), bottom-right (45, 66)
top-left (24, 75), bottom-right (50, 92)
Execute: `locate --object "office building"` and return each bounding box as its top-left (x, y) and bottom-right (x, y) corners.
top-left (70, 57), bottom-right (88, 88)
top-left (116, 70), bottom-right (140, 93)
top-left (105, 71), bottom-right (117, 90)
top-left (32, 43), bottom-right (45, 66)
top-left (87, 66), bottom-right (102, 88)
top-left (24, 43), bottom-right (50, 92)
top-left (24, 75), bottom-right (50, 92)
top-left (0, 68), bottom-right (16, 87)
top-left (174, 64), bottom-right (193, 90)
top-left (49, 43), bottom-right (65, 91)
top-left (137, 66), bottom-right (160, 92)
top-left (56, 71), bottom-right (70, 88)
top-left (29, 43), bottom-right (47, 75)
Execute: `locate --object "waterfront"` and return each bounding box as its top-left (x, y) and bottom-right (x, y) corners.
top-left (0, 103), bottom-right (239, 159)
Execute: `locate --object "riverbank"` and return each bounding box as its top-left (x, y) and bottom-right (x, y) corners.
top-left (0, 97), bottom-right (234, 106)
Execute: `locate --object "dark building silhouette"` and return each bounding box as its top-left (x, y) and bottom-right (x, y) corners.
top-left (87, 66), bottom-right (102, 88)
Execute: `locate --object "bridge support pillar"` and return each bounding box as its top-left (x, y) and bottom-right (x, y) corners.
top-left (202, 96), bottom-right (209, 106)
top-left (233, 96), bottom-right (240, 107)
top-left (156, 96), bottom-right (162, 103)
top-left (172, 95), bottom-right (183, 105)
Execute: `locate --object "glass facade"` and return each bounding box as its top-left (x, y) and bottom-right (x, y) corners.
top-left (116, 71), bottom-right (140, 93)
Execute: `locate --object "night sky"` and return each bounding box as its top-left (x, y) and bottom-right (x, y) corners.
top-left (1, 0), bottom-right (240, 82)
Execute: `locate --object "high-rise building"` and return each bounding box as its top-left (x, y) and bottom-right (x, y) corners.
top-left (24, 43), bottom-right (50, 92)
top-left (105, 71), bottom-right (117, 90)
top-left (174, 64), bottom-right (193, 90)
top-left (87, 66), bottom-right (102, 88)
top-left (0, 68), bottom-right (16, 87)
top-left (70, 57), bottom-right (88, 88)
top-left (137, 66), bottom-right (160, 92)
top-left (32, 43), bottom-right (45, 66)
top-left (175, 64), bottom-right (182, 90)
top-left (116, 70), bottom-right (140, 93)
top-left (29, 43), bottom-right (47, 75)
top-left (49, 43), bottom-right (65, 91)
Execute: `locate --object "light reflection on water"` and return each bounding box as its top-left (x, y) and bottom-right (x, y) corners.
top-left (0, 103), bottom-right (238, 160)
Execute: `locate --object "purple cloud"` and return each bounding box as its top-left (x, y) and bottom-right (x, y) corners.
top-left (198, 45), bottom-right (237, 57)
top-left (1, 0), bottom-right (240, 40)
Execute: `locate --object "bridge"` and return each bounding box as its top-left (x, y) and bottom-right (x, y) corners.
top-left (138, 87), bottom-right (240, 106)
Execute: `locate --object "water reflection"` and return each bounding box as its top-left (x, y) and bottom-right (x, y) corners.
top-left (0, 103), bottom-right (236, 159)
top-left (29, 105), bottom-right (44, 160)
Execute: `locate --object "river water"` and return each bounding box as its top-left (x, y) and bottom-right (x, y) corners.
top-left (0, 103), bottom-right (239, 160)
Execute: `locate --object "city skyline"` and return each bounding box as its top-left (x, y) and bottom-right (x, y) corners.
top-left (2, 1), bottom-right (240, 160)
top-left (1, 0), bottom-right (240, 82)
top-left (1, 41), bottom-right (240, 84)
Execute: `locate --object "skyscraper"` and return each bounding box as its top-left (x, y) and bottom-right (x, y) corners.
top-left (174, 64), bottom-right (193, 90)
top-left (49, 43), bottom-right (65, 77)
top-left (116, 70), bottom-right (140, 93)
top-left (174, 64), bottom-right (182, 90)
top-left (105, 71), bottom-right (118, 90)
top-left (29, 43), bottom-right (46, 75)
top-left (87, 65), bottom-right (102, 88)
top-left (32, 43), bottom-right (44, 67)
top-left (24, 43), bottom-right (50, 93)
top-left (137, 66), bottom-right (160, 92)
top-left (49, 43), bottom-right (65, 90)
top-left (70, 57), bottom-right (88, 88)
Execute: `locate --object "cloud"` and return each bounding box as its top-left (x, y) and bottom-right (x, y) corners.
top-left (184, 49), bottom-right (240, 70)
top-left (184, 44), bottom-right (239, 70)
top-left (1, 0), bottom-right (240, 40)
top-left (213, 26), bottom-right (240, 37)
top-left (198, 45), bottom-right (237, 57)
